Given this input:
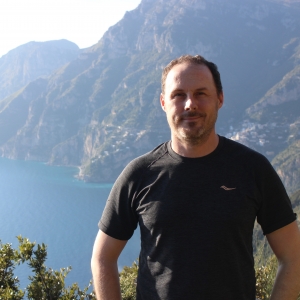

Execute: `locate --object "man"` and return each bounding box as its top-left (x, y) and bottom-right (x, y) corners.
top-left (91, 55), bottom-right (300, 299)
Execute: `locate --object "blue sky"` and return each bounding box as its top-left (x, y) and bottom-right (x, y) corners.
top-left (0, 0), bottom-right (141, 57)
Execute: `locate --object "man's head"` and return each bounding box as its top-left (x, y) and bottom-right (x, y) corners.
top-left (160, 55), bottom-right (223, 149)
top-left (161, 55), bottom-right (223, 97)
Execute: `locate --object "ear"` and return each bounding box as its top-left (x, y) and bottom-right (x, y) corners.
top-left (217, 92), bottom-right (224, 109)
top-left (160, 93), bottom-right (166, 112)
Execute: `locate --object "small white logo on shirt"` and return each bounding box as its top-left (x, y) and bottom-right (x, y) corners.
top-left (220, 185), bottom-right (236, 191)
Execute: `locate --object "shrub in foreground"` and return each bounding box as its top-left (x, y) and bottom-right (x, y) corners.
top-left (120, 261), bottom-right (138, 300)
top-left (5, 237), bottom-right (298, 300)
top-left (0, 236), bottom-right (95, 299)
top-left (255, 253), bottom-right (300, 300)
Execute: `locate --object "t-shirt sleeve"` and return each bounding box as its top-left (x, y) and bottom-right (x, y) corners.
top-left (99, 160), bottom-right (140, 240)
top-left (255, 155), bottom-right (296, 235)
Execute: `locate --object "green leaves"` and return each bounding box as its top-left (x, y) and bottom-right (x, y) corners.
top-left (0, 240), bottom-right (24, 300)
top-left (119, 260), bottom-right (138, 300)
top-left (255, 248), bottom-right (300, 300)
top-left (0, 236), bottom-right (96, 300)
top-left (1, 235), bottom-right (138, 299)
top-left (255, 255), bottom-right (278, 300)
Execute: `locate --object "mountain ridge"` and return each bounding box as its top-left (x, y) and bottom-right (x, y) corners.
top-left (0, 0), bottom-right (300, 192)
top-left (0, 40), bottom-right (79, 101)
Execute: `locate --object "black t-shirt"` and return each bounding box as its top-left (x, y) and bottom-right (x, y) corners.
top-left (99, 136), bottom-right (296, 300)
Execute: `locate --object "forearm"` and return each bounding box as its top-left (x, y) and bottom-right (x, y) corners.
top-left (270, 261), bottom-right (300, 300)
top-left (92, 259), bottom-right (122, 300)
top-left (91, 230), bottom-right (127, 299)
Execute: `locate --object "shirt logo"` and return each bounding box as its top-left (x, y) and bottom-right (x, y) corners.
top-left (220, 185), bottom-right (236, 191)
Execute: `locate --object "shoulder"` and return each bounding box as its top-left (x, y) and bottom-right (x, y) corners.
top-left (218, 136), bottom-right (277, 179)
top-left (220, 136), bottom-right (270, 165)
top-left (117, 142), bottom-right (169, 181)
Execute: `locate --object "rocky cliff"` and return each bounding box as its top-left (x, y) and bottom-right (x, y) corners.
top-left (0, 0), bottom-right (300, 189)
top-left (0, 40), bottom-right (79, 100)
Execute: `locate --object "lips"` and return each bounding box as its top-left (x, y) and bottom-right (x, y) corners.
top-left (180, 112), bottom-right (206, 121)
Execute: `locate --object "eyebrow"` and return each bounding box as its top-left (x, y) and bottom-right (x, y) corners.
top-left (195, 88), bottom-right (209, 92)
top-left (171, 87), bottom-right (209, 93)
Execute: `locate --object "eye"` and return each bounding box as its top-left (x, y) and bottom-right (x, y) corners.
top-left (173, 92), bottom-right (185, 98)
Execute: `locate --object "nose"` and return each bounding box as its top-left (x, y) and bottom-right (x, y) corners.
top-left (184, 95), bottom-right (197, 111)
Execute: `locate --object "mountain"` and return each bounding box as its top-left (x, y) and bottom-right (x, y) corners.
top-left (0, 40), bottom-right (79, 100)
top-left (0, 0), bottom-right (300, 188)
top-left (231, 39), bottom-right (300, 193)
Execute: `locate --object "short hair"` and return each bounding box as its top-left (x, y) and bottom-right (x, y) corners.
top-left (161, 54), bottom-right (223, 96)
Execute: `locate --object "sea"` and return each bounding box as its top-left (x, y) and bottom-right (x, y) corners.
top-left (0, 157), bottom-right (140, 289)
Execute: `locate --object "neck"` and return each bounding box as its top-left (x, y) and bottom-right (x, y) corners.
top-left (171, 132), bottom-right (219, 158)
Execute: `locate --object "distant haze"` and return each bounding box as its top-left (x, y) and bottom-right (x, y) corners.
top-left (0, 0), bottom-right (141, 57)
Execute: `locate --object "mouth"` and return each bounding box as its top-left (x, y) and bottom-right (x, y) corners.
top-left (180, 112), bottom-right (206, 121)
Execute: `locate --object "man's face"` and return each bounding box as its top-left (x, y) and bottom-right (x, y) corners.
top-left (160, 62), bottom-right (223, 145)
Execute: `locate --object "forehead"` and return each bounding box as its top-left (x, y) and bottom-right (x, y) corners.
top-left (165, 63), bottom-right (214, 92)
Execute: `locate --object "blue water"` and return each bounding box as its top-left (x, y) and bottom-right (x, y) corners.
top-left (0, 157), bottom-right (140, 289)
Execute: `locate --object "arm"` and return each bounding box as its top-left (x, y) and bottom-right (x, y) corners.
top-left (91, 230), bottom-right (127, 300)
top-left (266, 221), bottom-right (300, 299)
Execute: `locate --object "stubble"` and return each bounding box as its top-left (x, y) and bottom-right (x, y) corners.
top-left (172, 108), bottom-right (218, 146)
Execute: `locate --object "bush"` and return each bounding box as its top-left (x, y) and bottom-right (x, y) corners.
top-left (7, 236), bottom-right (298, 300)
top-left (119, 261), bottom-right (138, 300)
top-left (0, 236), bottom-right (95, 300)
top-left (255, 255), bottom-right (278, 300)
top-left (0, 236), bottom-right (139, 299)
top-left (255, 245), bottom-right (300, 300)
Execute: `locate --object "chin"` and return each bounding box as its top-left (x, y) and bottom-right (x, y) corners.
top-left (179, 127), bottom-right (213, 144)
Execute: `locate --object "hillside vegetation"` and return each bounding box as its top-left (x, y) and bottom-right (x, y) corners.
top-left (0, 0), bottom-right (300, 186)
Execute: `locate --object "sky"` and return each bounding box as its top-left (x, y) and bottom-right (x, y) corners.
top-left (0, 0), bottom-right (141, 58)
